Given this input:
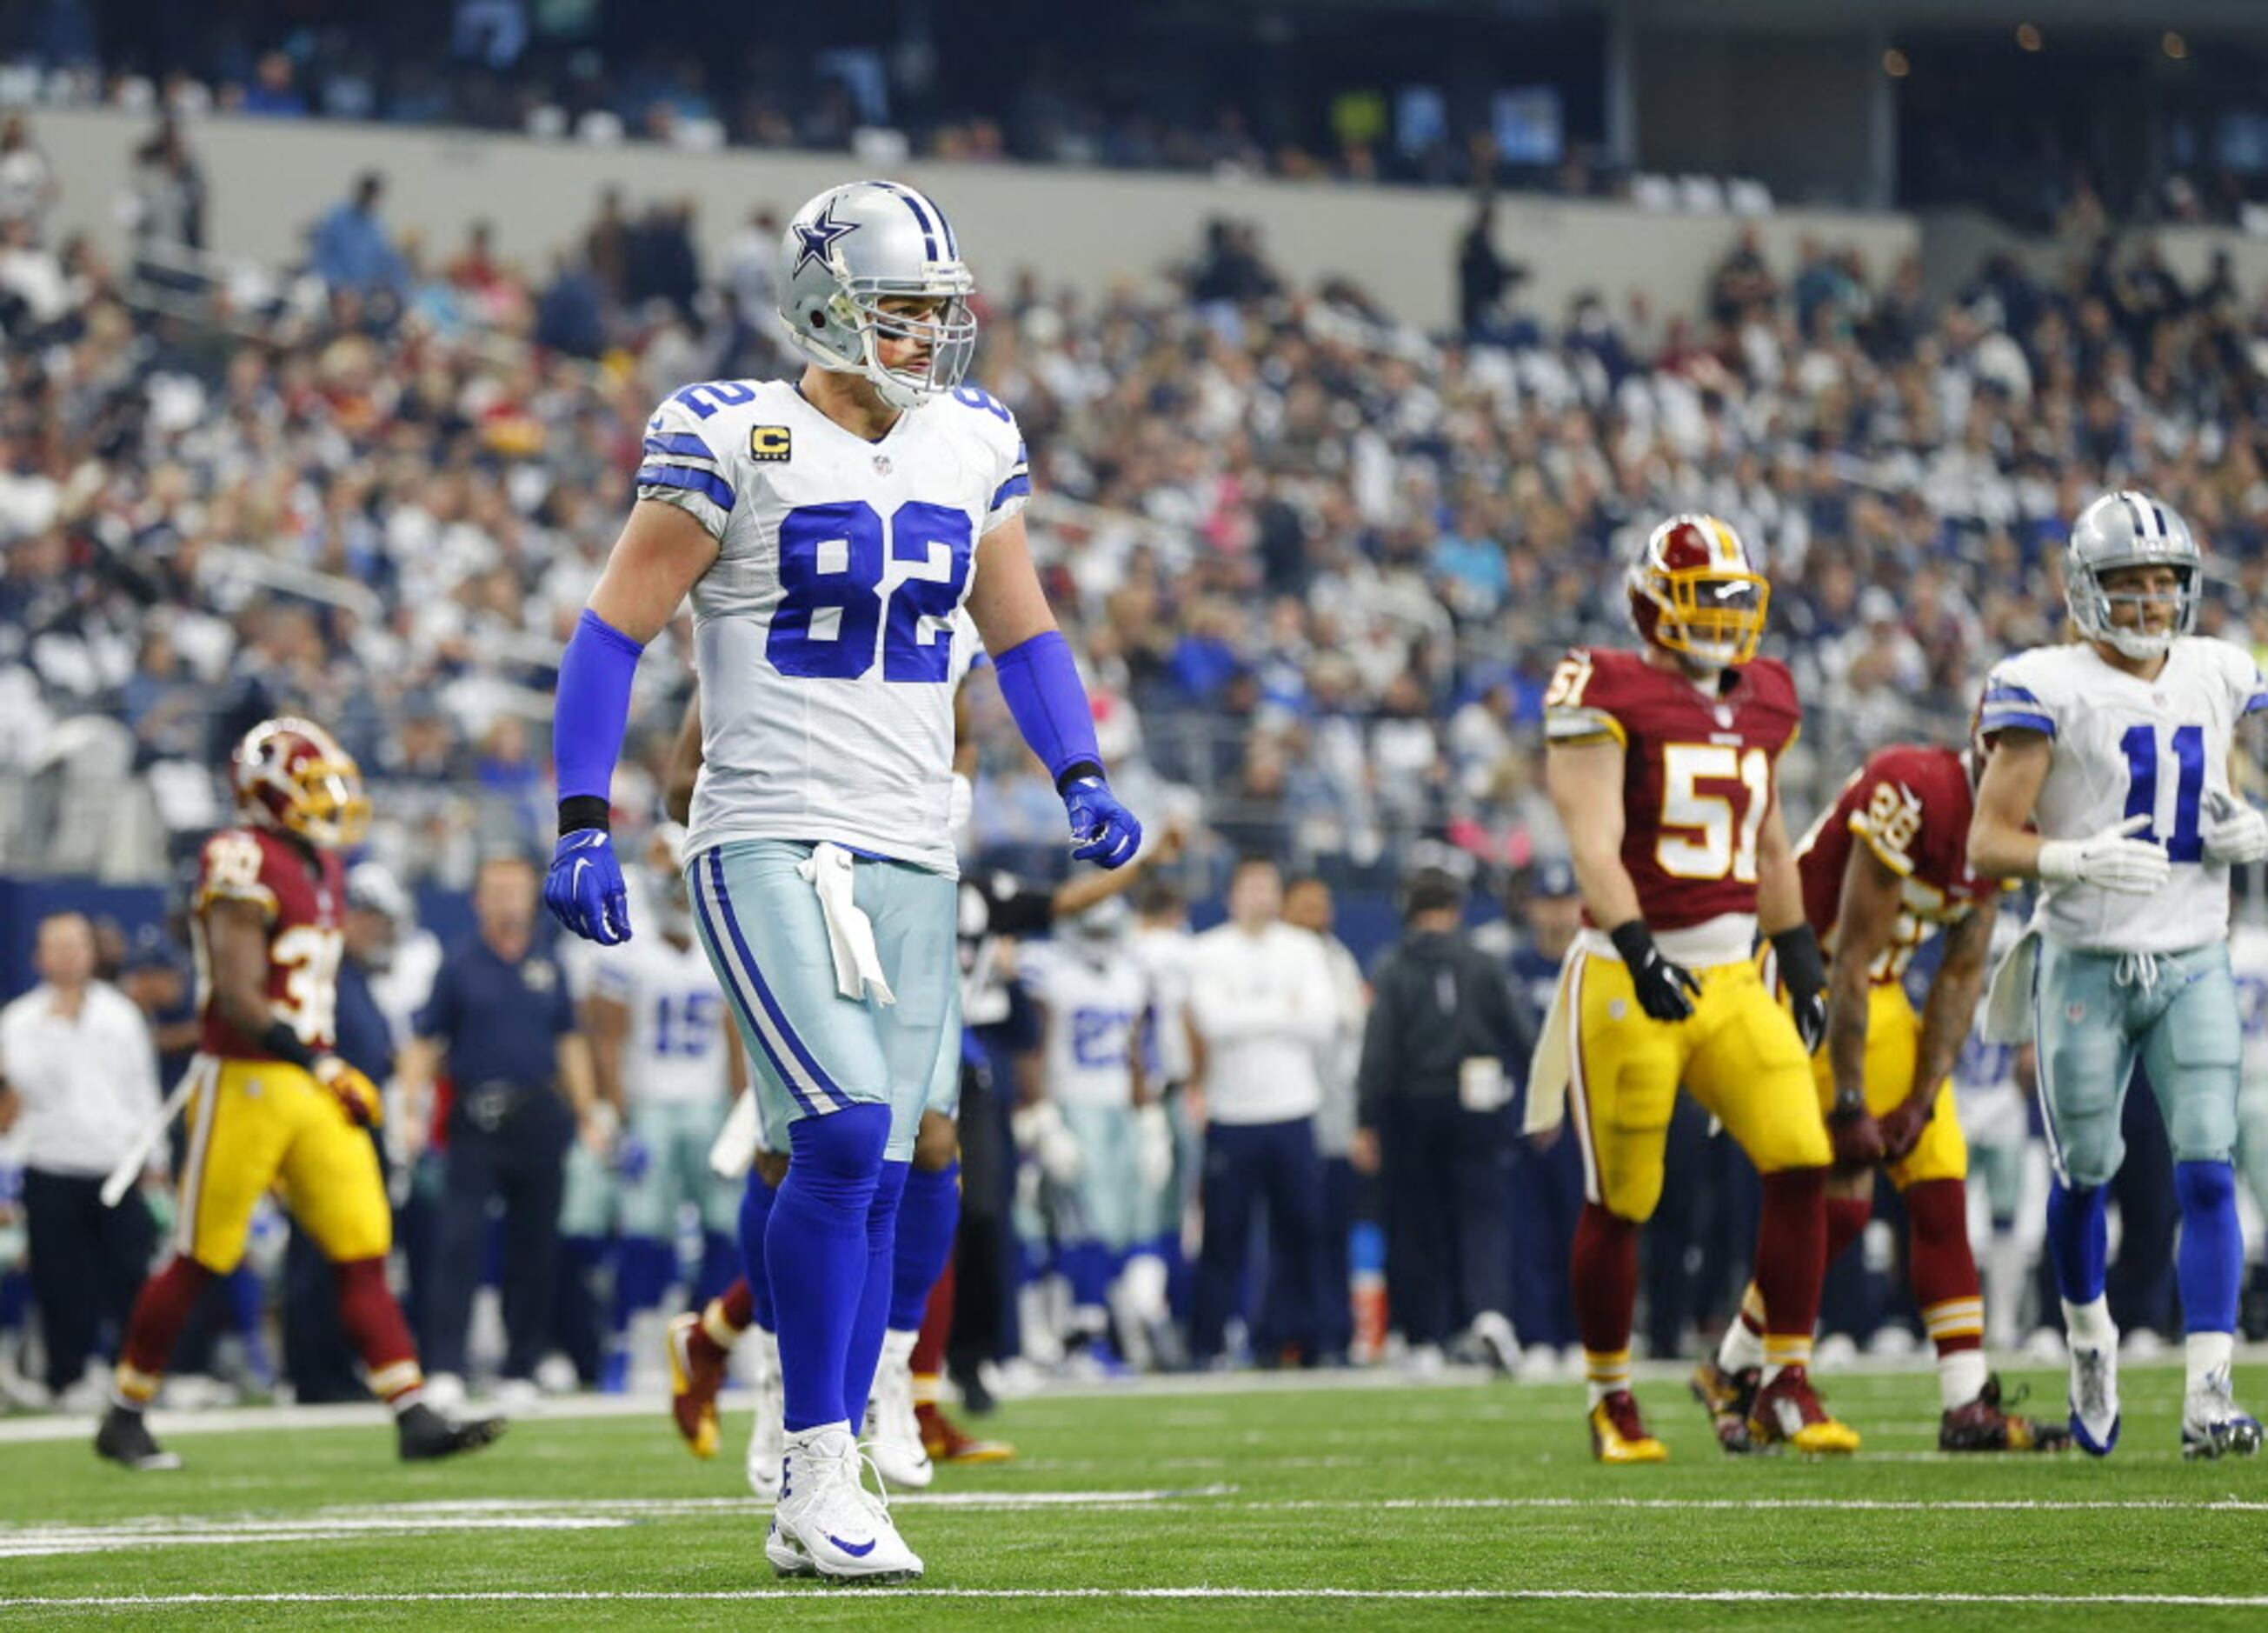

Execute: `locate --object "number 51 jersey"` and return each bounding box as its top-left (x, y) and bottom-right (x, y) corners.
top-left (1981, 637), bottom-right (2268, 954)
top-left (640, 377), bottom-right (1031, 876)
top-left (1544, 647), bottom-right (1803, 963)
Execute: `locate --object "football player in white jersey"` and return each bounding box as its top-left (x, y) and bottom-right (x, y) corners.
top-left (584, 825), bottom-right (742, 1390)
top-left (543, 179), bottom-right (1142, 1584)
top-left (1015, 899), bottom-right (1174, 1370)
top-left (1972, 490), bottom-right (2268, 1459)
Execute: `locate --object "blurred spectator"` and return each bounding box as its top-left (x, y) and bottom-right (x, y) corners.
top-left (1353, 868), bottom-right (1526, 1372)
top-left (125, 119), bottom-right (207, 280)
top-left (1281, 875), bottom-right (1367, 1364)
top-left (1457, 197), bottom-right (1526, 340)
top-left (309, 171), bottom-right (408, 296)
top-left (0, 913), bottom-right (164, 1404)
top-left (0, 116), bottom-right (55, 232)
top-left (239, 51), bottom-right (309, 118)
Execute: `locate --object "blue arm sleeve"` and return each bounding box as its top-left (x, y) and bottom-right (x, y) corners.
top-left (992, 629), bottom-right (1103, 791)
top-left (553, 609), bottom-right (647, 818)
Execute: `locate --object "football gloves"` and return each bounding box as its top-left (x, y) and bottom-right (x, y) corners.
top-left (1877, 1096), bottom-right (1936, 1163)
top-left (2203, 790), bottom-right (2268, 868)
top-left (546, 827), bottom-right (631, 944)
top-left (1012, 1101), bottom-right (1085, 1185)
top-left (1772, 924), bottom-right (1831, 1054)
top-left (1609, 920), bottom-right (1700, 1023)
top-left (314, 1056), bottom-right (382, 1128)
top-left (2037, 815), bottom-right (2169, 894)
top-left (1064, 775), bottom-right (1142, 870)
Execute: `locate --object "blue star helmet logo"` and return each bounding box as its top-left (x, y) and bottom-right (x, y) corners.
top-left (793, 200), bottom-right (858, 275)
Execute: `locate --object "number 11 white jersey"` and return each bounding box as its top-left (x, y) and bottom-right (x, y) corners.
top-left (1981, 637), bottom-right (2268, 954)
top-left (640, 377), bottom-right (1029, 876)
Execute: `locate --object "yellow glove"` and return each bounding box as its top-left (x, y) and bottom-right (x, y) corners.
top-left (313, 1056), bottom-right (382, 1128)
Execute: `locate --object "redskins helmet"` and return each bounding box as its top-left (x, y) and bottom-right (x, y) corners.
top-left (231, 717), bottom-right (370, 850)
top-left (1626, 514), bottom-right (1770, 669)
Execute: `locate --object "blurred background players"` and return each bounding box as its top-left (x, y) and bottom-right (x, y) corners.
top-left (1501, 864), bottom-right (1586, 1375)
top-left (98, 718), bottom-right (500, 1469)
top-left (1014, 897), bottom-right (1174, 1373)
top-left (1353, 868), bottom-right (1526, 1376)
top-left (572, 823), bottom-right (741, 1393)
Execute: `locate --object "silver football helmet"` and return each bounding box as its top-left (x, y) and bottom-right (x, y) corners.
top-left (777, 179), bottom-right (977, 411)
top-left (2066, 490), bottom-right (2202, 660)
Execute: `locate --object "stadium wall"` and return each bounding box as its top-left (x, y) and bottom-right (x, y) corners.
top-left (36, 108), bottom-right (1919, 331)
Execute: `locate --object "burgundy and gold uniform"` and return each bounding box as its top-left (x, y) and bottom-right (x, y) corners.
top-left (170, 776), bottom-right (389, 1277)
top-left (1533, 645), bottom-right (1829, 1222)
top-left (1792, 745), bottom-right (1994, 1190)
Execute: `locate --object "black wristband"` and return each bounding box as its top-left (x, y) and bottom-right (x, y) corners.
top-left (259, 1020), bottom-right (319, 1072)
top-left (1771, 923), bottom-right (1827, 986)
top-left (557, 795), bottom-right (611, 836)
top-left (1054, 760), bottom-right (1105, 796)
top-left (1607, 919), bottom-right (1656, 965)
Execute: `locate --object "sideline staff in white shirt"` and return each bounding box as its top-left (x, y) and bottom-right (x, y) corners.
top-left (0, 912), bottom-right (164, 1400)
top-left (1184, 856), bottom-right (1335, 1365)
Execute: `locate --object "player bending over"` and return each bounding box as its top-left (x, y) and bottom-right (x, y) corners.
top-left (1694, 730), bottom-right (2068, 1452)
top-left (546, 179), bottom-right (1141, 1583)
top-left (1971, 491), bottom-right (2265, 1459)
top-left (96, 720), bottom-right (502, 1470)
top-left (1533, 516), bottom-right (1857, 1463)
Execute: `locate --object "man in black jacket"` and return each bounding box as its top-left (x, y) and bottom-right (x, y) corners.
top-left (1353, 869), bottom-right (1532, 1371)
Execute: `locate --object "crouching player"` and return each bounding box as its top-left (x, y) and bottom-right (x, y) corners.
top-left (1694, 735), bottom-right (2068, 1451)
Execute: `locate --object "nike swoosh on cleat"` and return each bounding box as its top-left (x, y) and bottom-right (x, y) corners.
top-left (827, 1535), bottom-right (878, 1558)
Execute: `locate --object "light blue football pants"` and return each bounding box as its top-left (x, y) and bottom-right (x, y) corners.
top-left (2032, 939), bottom-right (2241, 1189)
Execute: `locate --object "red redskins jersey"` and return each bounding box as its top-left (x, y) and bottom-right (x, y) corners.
top-left (1544, 648), bottom-right (1803, 931)
top-left (190, 825), bottom-right (347, 1059)
top-left (1794, 744), bottom-right (1992, 984)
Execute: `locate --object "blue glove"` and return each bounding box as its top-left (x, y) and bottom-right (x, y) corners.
top-left (615, 1131), bottom-right (653, 1184)
top-left (545, 829), bottom-right (631, 944)
top-left (1064, 777), bottom-right (1142, 870)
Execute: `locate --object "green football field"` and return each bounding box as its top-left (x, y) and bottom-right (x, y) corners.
top-left (2, 1363), bottom-right (2263, 1630)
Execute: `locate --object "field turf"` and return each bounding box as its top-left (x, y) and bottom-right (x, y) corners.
top-left (1, 1362), bottom-right (2263, 1630)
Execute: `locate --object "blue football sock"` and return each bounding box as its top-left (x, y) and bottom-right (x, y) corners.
top-left (2174, 1161), bottom-right (2242, 1335)
top-left (2045, 1180), bottom-right (2109, 1306)
top-left (1061, 1239), bottom-right (1118, 1314)
top-left (738, 1169), bottom-right (779, 1334)
top-left (611, 1237), bottom-right (675, 1330)
top-left (842, 1161), bottom-right (910, 1430)
top-left (695, 1230), bottom-right (738, 1307)
top-left (768, 1106), bottom-right (888, 1433)
top-left (888, 1162), bottom-right (961, 1331)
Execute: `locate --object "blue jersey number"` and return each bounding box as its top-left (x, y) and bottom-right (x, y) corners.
top-left (2118, 723), bottom-right (2206, 863)
top-left (766, 501), bottom-right (974, 682)
top-left (655, 990), bottom-right (722, 1057)
top-left (670, 380), bottom-right (758, 420)
top-left (1070, 1008), bottom-right (1132, 1070)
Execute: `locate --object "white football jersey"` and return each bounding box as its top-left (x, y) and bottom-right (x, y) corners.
top-left (590, 931), bottom-right (735, 1107)
top-left (1131, 923), bottom-right (1195, 1085)
top-left (641, 377), bottom-right (1028, 875)
top-left (1020, 941), bottom-right (1149, 1110)
top-left (1982, 637), bottom-right (2268, 954)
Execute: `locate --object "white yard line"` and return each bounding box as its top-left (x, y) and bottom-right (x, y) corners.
top-left (3, 1588), bottom-right (2267, 1610)
top-left (0, 1515), bottom-right (629, 1559)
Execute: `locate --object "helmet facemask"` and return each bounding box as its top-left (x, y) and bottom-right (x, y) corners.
top-left (2069, 559), bottom-right (2198, 660)
top-left (1632, 563), bottom-right (1770, 670)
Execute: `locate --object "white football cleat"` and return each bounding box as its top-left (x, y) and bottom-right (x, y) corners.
top-left (2067, 1339), bottom-right (2121, 1456)
top-left (864, 1329), bottom-right (934, 1490)
top-left (747, 1328), bottom-right (784, 1501)
top-left (2181, 1366), bottom-right (2264, 1461)
top-left (764, 1424), bottom-right (922, 1584)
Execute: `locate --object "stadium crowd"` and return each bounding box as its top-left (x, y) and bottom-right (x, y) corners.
top-left (6, 110), bottom-right (2268, 1412)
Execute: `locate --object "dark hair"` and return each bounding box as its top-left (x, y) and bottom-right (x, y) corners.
top-left (1401, 867), bottom-right (1463, 921)
top-left (1134, 876), bottom-right (1183, 916)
